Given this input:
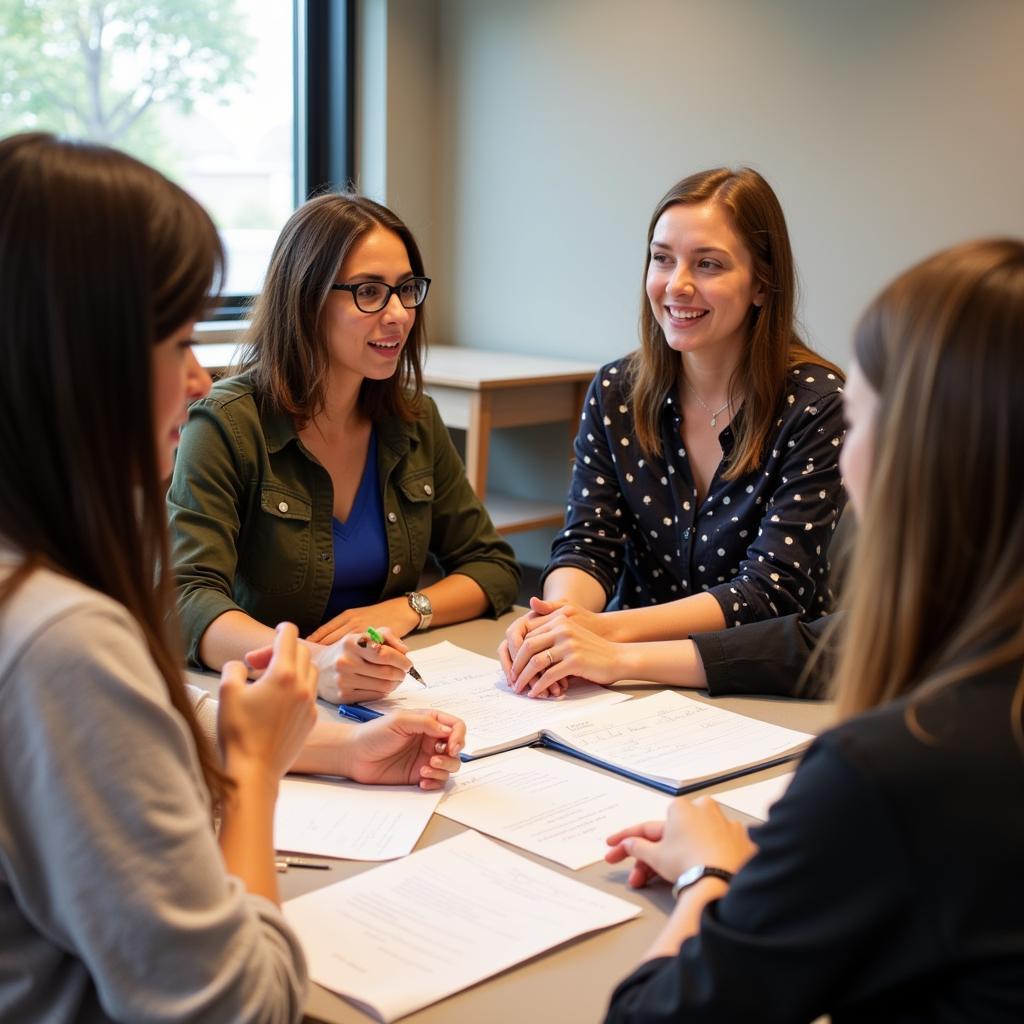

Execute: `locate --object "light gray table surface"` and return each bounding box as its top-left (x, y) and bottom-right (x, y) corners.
top-left (190, 610), bottom-right (835, 1024)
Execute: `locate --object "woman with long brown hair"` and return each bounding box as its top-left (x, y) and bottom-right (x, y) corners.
top-left (168, 193), bottom-right (519, 703)
top-left (502, 168), bottom-right (845, 697)
top-left (0, 133), bottom-right (467, 1022)
top-left (0, 130), bottom-right (316, 1021)
top-left (603, 239), bottom-right (1024, 1021)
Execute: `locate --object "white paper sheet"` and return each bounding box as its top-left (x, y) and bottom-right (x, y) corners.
top-left (362, 641), bottom-right (632, 757)
top-left (437, 747), bottom-right (671, 869)
top-left (545, 690), bottom-right (811, 789)
top-left (713, 771), bottom-right (795, 822)
top-left (274, 776), bottom-right (442, 861)
top-left (284, 830), bottom-right (641, 1023)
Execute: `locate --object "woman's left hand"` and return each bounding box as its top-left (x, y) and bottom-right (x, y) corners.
top-left (504, 596), bottom-right (611, 661)
top-left (307, 598), bottom-right (421, 645)
top-left (606, 796), bottom-right (757, 888)
top-left (506, 614), bottom-right (625, 697)
top-left (345, 711), bottom-right (467, 790)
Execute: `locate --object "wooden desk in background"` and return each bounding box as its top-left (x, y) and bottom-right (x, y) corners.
top-left (416, 346), bottom-right (596, 534)
top-left (194, 342), bottom-right (597, 536)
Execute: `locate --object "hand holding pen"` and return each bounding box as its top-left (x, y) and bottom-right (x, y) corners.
top-left (267, 628), bottom-right (413, 705)
top-left (358, 626), bottom-right (427, 686)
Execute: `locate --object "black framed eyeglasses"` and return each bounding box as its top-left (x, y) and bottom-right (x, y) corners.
top-left (330, 276), bottom-right (431, 313)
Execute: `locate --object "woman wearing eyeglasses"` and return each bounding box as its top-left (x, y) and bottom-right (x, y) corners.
top-left (168, 194), bottom-right (519, 703)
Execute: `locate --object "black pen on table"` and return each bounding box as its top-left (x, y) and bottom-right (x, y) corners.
top-left (358, 625), bottom-right (427, 686)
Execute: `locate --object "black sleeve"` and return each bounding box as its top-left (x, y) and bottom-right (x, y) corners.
top-left (605, 733), bottom-right (921, 1024)
top-left (691, 612), bottom-right (839, 699)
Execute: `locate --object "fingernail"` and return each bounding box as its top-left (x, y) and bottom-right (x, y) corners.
top-left (623, 839), bottom-right (633, 853)
top-left (440, 723), bottom-right (452, 733)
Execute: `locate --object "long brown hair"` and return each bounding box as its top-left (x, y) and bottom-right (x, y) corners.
top-left (0, 132), bottom-right (227, 799)
top-left (629, 168), bottom-right (841, 477)
top-left (833, 239), bottom-right (1024, 746)
top-left (242, 192), bottom-right (427, 424)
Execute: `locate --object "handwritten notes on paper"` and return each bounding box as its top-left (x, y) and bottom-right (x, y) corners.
top-left (284, 830), bottom-right (641, 1023)
top-left (437, 747), bottom-right (671, 868)
top-left (543, 690), bottom-right (812, 791)
top-left (274, 777), bottom-right (442, 861)
top-left (362, 641), bottom-right (631, 758)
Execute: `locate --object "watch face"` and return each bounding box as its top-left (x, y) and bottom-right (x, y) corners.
top-left (409, 592), bottom-right (432, 615)
top-left (678, 865), bottom-right (704, 887)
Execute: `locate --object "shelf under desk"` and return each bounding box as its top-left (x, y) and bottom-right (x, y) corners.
top-left (421, 345), bottom-right (595, 534)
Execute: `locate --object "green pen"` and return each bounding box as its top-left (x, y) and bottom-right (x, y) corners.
top-left (360, 625), bottom-right (427, 686)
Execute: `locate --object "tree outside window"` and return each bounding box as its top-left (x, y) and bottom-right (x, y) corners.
top-left (0, 0), bottom-right (295, 296)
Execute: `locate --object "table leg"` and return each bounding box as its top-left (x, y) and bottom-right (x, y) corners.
top-left (466, 392), bottom-right (492, 500)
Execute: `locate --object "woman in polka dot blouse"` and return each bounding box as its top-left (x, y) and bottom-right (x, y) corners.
top-left (502, 168), bottom-right (846, 697)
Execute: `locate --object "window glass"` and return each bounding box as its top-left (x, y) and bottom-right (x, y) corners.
top-left (0, 0), bottom-right (295, 296)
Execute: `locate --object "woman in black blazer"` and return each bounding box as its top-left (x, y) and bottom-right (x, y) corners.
top-left (604, 238), bottom-right (1024, 1023)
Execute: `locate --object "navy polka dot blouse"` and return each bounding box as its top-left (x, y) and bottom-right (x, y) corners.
top-left (543, 357), bottom-right (847, 626)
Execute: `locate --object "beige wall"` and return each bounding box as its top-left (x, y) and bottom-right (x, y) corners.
top-left (355, 0), bottom-right (441, 275)
top-left (360, 0), bottom-right (1024, 565)
top-left (372, 0), bottom-right (1024, 367)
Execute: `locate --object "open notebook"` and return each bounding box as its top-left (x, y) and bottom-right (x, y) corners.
top-left (340, 642), bottom-right (811, 794)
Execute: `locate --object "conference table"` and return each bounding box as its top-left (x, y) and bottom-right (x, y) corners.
top-left (195, 611), bottom-right (834, 1024)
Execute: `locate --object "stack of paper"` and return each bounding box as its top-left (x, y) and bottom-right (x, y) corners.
top-left (284, 830), bottom-right (641, 1022)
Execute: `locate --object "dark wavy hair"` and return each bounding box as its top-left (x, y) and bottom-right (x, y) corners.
top-left (0, 131), bottom-right (226, 799)
top-left (242, 192), bottom-right (427, 424)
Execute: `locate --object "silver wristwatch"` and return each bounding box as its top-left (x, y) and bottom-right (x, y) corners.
top-left (671, 864), bottom-right (734, 900)
top-left (405, 591), bottom-right (433, 631)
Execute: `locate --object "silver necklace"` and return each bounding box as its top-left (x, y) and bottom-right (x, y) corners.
top-left (684, 380), bottom-right (731, 429)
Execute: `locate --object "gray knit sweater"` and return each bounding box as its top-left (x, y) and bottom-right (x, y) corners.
top-left (0, 559), bottom-right (307, 1022)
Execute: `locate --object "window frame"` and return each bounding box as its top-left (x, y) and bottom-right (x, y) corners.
top-left (204, 0), bottom-right (355, 321)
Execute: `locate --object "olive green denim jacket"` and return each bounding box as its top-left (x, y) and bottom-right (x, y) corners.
top-left (167, 372), bottom-right (519, 667)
